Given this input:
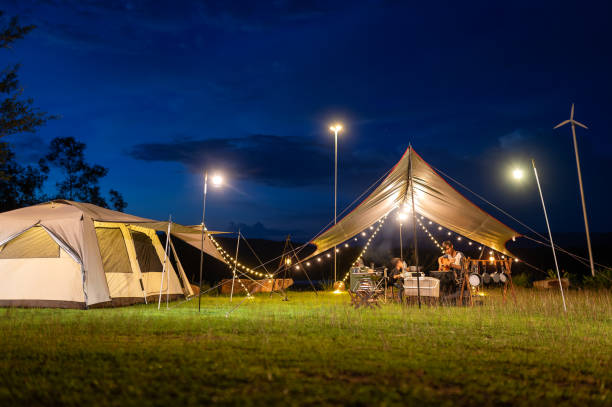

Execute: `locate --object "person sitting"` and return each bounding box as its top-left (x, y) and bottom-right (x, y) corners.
top-left (438, 240), bottom-right (465, 279)
top-left (389, 257), bottom-right (405, 300)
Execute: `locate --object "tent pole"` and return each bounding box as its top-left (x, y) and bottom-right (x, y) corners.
top-left (230, 230), bottom-right (241, 302)
top-left (287, 240), bottom-right (318, 296)
top-left (399, 222), bottom-right (403, 261)
top-left (532, 159), bottom-right (567, 312)
top-left (158, 215), bottom-right (172, 310)
top-left (270, 236), bottom-right (291, 298)
top-left (409, 146), bottom-right (421, 309)
top-left (281, 235), bottom-right (291, 301)
top-left (165, 221), bottom-right (173, 309)
top-left (169, 237), bottom-right (192, 297)
top-left (198, 171), bottom-right (208, 313)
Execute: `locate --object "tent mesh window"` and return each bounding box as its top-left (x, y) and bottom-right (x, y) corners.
top-left (131, 231), bottom-right (163, 274)
top-left (95, 228), bottom-right (132, 273)
top-left (0, 227), bottom-right (60, 259)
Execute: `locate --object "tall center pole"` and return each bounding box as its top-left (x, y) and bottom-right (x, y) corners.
top-left (334, 129), bottom-right (338, 283)
top-left (571, 124), bottom-right (595, 277)
top-left (532, 159), bottom-right (567, 312)
top-left (198, 171), bottom-right (208, 313)
top-left (399, 222), bottom-right (403, 261)
top-left (409, 147), bottom-right (421, 308)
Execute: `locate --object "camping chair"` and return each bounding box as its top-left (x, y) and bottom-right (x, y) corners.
top-left (349, 274), bottom-right (384, 309)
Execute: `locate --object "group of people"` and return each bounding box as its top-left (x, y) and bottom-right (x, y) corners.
top-left (387, 240), bottom-right (465, 294)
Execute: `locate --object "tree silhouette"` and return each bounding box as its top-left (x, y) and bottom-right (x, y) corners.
top-left (0, 11), bottom-right (56, 210)
top-left (0, 11), bottom-right (56, 140)
top-left (44, 137), bottom-right (127, 211)
top-left (0, 143), bottom-right (48, 212)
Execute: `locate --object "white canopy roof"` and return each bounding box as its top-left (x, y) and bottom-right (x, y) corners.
top-left (308, 146), bottom-right (519, 258)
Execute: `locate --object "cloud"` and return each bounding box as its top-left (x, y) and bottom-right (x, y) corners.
top-left (8, 0), bottom-right (334, 54)
top-left (127, 134), bottom-right (388, 187)
top-left (498, 130), bottom-right (526, 149)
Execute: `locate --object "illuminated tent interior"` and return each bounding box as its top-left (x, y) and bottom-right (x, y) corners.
top-left (304, 146), bottom-right (519, 264)
top-left (0, 200), bottom-right (226, 309)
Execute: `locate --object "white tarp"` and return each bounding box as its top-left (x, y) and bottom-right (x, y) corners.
top-left (308, 146), bottom-right (518, 258)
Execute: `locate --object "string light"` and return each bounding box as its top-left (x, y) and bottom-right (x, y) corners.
top-left (416, 217), bottom-right (444, 253)
top-left (208, 235), bottom-right (261, 290)
top-left (340, 214), bottom-right (389, 283)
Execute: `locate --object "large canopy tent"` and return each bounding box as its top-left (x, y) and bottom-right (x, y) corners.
top-left (305, 146), bottom-right (520, 261)
top-left (0, 200), bottom-right (226, 309)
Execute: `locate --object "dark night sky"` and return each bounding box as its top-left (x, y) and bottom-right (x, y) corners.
top-left (3, 1), bottom-right (612, 242)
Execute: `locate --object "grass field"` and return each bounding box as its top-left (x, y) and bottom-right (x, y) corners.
top-left (0, 288), bottom-right (610, 406)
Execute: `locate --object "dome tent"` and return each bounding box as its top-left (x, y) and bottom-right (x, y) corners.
top-left (0, 200), bottom-right (225, 309)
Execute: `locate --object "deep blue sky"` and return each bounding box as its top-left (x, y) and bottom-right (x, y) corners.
top-left (3, 1), bottom-right (612, 241)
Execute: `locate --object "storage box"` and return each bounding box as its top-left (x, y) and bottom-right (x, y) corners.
top-left (403, 277), bottom-right (440, 298)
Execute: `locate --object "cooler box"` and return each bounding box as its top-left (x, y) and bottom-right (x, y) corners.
top-left (403, 277), bottom-right (440, 298)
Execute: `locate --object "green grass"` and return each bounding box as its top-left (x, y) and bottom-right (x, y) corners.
top-left (0, 288), bottom-right (610, 406)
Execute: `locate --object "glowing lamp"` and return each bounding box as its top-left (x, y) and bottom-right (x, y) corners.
top-left (211, 174), bottom-right (223, 186)
top-left (332, 281), bottom-right (346, 293)
top-left (512, 168), bottom-right (524, 180)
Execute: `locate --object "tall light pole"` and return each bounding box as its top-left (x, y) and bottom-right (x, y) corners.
top-left (554, 104), bottom-right (595, 277)
top-left (513, 163), bottom-right (567, 312)
top-left (329, 123), bottom-right (342, 283)
top-left (198, 171), bottom-right (223, 312)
